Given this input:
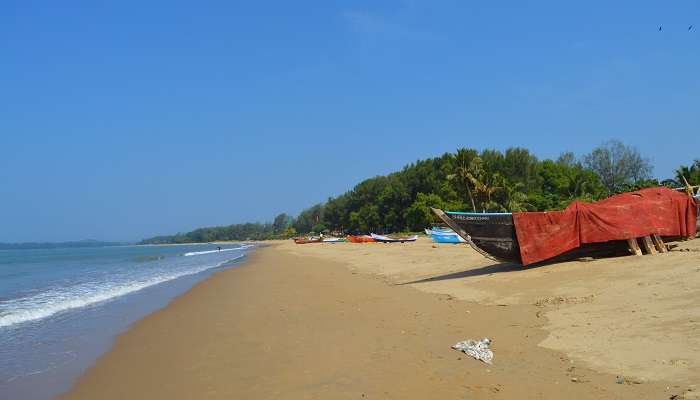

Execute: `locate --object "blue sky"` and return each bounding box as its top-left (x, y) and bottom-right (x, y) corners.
top-left (1, 1), bottom-right (698, 242)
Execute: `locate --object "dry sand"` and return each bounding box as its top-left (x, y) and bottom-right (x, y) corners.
top-left (285, 238), bottom-right (700, 385)
top-left (61, 238), bottom-right (700, 399)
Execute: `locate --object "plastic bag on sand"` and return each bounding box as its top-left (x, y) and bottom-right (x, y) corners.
top-left (452, 338), bottom-right (493, 364)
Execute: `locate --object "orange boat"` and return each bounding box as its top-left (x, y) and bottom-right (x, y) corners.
top-left (347, 235), bottom-right (376, 243)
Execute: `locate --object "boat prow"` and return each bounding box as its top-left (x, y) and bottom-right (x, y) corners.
top-left (431, 208), bottom-right (520, 263)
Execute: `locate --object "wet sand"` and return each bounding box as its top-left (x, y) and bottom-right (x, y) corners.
top-left (61, 238), bottom-right (700, 399)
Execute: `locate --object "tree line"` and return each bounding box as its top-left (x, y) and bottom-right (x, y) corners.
top-left (140, 141), bottom-right (699, 243)
top-left (139, 215), bottom-right (294, 244)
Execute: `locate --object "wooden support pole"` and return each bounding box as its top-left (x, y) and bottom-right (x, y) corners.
top-left (627, 238), bottom-right (642, 256)
top-left (651, 234), bottom-right (668, 253)
top-left (639, 236), bottom-right (657, 255)
top-left (681, 176), bottom-right (694, 197)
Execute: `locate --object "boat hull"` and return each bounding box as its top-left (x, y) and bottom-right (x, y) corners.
top-left (370, 233), bottom-right (418, 243)
top-left (347, 235), bottom-right (376, 243)
top-left (430, 234), bottom-right (465, 244)
top-left (293, 238), bottom-right (322, 244)
top-left (432, 209), bottom-right (632, 265)
top-left (442, 211), bottom-right (521, 262)
top-left (322, 238), bottom-right (346, 243)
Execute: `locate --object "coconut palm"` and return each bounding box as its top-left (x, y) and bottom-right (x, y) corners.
top-left (447, 149), bottom-right (478, 211)
top-left (676, 160), bottom-right (700, 185)
top-left (501, 181), bottom-right (531, 212)
top-left (464, 157), bottom-right (502, 212)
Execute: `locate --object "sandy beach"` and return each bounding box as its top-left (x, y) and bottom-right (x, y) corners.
top-left (60, 238), bottom-right (700, 399)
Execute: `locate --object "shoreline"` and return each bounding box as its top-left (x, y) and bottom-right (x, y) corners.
top-left (0, 243), bottom-right (252, 400)
top-left (59, 240), bottom-right (700, 399)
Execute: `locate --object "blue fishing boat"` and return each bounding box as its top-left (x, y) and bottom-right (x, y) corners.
top-left (430, 233), bottom-right (465, 244)
top-left (424, 227), bottom-right (453, 236)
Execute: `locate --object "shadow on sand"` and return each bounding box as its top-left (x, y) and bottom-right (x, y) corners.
top-left (398, 262), bottom-right (527, 285)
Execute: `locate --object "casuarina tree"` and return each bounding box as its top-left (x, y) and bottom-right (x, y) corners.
top-left (583, 140), bottom-right (652, 193)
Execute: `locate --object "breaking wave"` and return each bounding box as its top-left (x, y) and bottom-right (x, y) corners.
top-left (183, 244), bottom-right (253, 257)
top-left (0, 255), bottom-right (245, 329)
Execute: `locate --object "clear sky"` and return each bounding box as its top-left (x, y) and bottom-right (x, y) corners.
top-left (1, 1), bottom-right (698, 242)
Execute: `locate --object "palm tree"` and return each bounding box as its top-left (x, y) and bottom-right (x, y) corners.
top-left (501, 181), bottom-right (531, 212)
top-left (465, 158), bottom-right (502, 212)
top-left (447, 149), bottom-right (478, 211)
top-left (676, 160), bottom-right (700, 185)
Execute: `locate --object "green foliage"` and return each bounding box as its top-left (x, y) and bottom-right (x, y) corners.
top-left (289, 146), bottom-right (649, 234)
top-left (615, 179), bottom-right (661, 194)
top-left (463, 157), bottom-right (501, 212)
top-left (140, 218), bottom-right (298, 244)
top-left (583, 140), bottom-right (652, 193)
top-left (404, 193), bottom-right (463, 231)
top-left (272, 213), bottom-right (291, 233)
top-left (447, 148), bottom-right (479, 211)
top-left (142, 143), bottom-right (694, 243)
top-left (348, 204), bottom-right (381, 233)
top-left (293, 204), bottom-right (324, 234)
top-left (676, 160), bottom-right (700, 186)
top-left (292, 146), bottom-right (617, 234)
top-left (534, 156), bottom-right (606, 210)
top-left (499, 181), bottom-right (532, 212)
top-left (311, 223), bottom-right (328, 234)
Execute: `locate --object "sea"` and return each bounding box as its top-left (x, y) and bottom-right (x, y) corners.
top-left (0, 243), bottom-right (253, 400)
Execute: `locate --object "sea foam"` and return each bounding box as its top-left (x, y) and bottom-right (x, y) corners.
top-left (0, 254), bottom-right (244, 329)
top-left (183, 245), bottom-right (252, 257)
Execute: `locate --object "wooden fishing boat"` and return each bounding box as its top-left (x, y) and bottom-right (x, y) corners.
top-left (322, 237), bottom-right (346, 243)
top-left (432, 188), bottom-right (697, 265)
top-left (431, 209), bottom-right (636, 264)
top-left (431, 210), bottom-right (521, 261)
top-left (293, 237), bottom-right (322, 244)
top-left (347, 235), bottom-right (376, 243)
top-left (370, 233), bottom-right (418, 243)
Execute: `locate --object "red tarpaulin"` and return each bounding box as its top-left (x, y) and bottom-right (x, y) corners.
top-left (513, 188), bottom-right (697, 265)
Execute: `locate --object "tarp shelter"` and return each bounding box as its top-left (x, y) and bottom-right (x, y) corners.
top-left (513, 188), bottom-right (697, 265)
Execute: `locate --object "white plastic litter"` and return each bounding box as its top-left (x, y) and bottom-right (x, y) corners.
top-left (452, 338), bottom-right (493, 364)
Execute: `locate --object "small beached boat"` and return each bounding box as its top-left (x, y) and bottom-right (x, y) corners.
top-left (347, 235), bottom-right (376, 243)
top-left (425, 227), bottom-right (466, 244)
top-left (293, 237), bottom-right (322, 244)
top-left (433, 187), bottom-right (697, 265)
top-left (425, 228), bottom-right (461, 236)
top-left (370, 233), bottom-right (418, 243)
top-left (424, 227), bottom-right (454, 236)
top-left (430, 232), bottom-right (466, 244)
top-left (322, 237), bottom-right (346, 243)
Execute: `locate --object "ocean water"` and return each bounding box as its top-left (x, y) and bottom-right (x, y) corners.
top-left (0, 243), bottom-right (253, 400)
